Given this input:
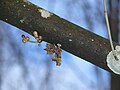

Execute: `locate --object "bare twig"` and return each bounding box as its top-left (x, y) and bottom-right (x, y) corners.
top-left (104, 0), bottom-right (118, 60)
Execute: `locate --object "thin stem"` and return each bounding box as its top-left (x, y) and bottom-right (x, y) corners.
top-left (28, 40), bottom-right (39, 43)
top-left (104, 0), bottom-right (117, 60)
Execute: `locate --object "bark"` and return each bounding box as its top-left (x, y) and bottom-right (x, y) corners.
top-left (0, 0), bottom-right (119, 75)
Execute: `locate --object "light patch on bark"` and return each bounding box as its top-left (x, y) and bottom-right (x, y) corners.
top-left (20, 19), bottom-right (24, 23)
top-left (69, 39), bottom-right (72, 42)
top-left (38, 9), bottom-right (53, 19)
top-left (23, 0), bottom-right (27, 2)
top-left (57, 43), bottom-right (61, 47)
top-left (23, 5), bottom-right (26, 7)
top-left (91, 39), bottom-right (94, 41)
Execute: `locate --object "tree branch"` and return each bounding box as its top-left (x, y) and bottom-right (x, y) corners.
top-left (0, 0), bottom-right (118, 74)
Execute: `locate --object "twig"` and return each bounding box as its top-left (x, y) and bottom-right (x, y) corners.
top-left (104, 0), bottom-right (118, 60)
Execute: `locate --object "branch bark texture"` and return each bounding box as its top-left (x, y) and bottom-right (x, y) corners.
top-left (0, 0), bottom-right (119, 75)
